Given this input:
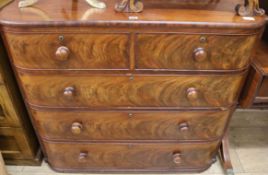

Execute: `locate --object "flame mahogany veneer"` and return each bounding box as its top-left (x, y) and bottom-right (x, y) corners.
top-left (0, 0), bottom-right (265, 173)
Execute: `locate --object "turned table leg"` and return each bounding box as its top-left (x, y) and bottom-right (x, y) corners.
top-left (0, 152), bottom-right (8, 175)
top-left (219, 133), bottom-right (234, 175)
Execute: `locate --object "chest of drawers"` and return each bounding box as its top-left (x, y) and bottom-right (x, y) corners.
top-left (0, 0), bottom-right (265, 173)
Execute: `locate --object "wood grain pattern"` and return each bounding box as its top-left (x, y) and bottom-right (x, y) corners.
top-left (137, 34), bottom-right (257, 70)
top-left (43, 140), bottom-right (218, 172)
top-left (30, 109), bottom-right (231, 141)
top-left (18, 73), bottom-right (245, 108)
top-left (5, 33), bottom-right (129, 70)
top-left (0, 0), bottom-right (265, 172)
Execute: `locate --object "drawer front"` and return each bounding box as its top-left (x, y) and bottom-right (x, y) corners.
top-left (137, 34), bottom-right (256, 70)
top-left (0, 127), bottom-right (34, 160)
top-left (44, 141), bottom-right (218, 172)
top-left (19, 73), bottom-right (245, 108)
top-left (0, 85), bottom-right (20, 127)
top-left (5, 33), bottom-right (129, 70)
top-left (31, 109), bottom-right (231, 141)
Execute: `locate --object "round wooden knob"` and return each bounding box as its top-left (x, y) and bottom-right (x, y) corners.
top-left (55, 46), bottom-right (70, 61)
top-left (71, 122), bottom-right (83, 135)
top-left (178, 122), bottom-right (189, 132)
top-left (193, 47), bottom-right (207, 62)
top-left (187, 87), bottom-right (198, 101)
top-left (78, 152), bottom-right (88, 163)
top-left (173, 153), bottom-right (182, 164)
top-left (63, 87), bottom-right (75, 97)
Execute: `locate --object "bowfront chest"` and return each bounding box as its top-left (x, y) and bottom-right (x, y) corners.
top-left (0, 0), bottom-right (265, 173)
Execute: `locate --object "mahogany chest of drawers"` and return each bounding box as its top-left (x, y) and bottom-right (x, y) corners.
top-left (0, 0), bottom-right (265, 173)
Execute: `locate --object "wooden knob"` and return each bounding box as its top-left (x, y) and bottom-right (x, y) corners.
top-left (78, 152), bottom-right (88, 163)
top-left (173, 153), bottom-right (182, 164)
top-left (55, 46), bottom-right (70, 61)
top-left (63, 87), bottom-right (75, 97)
top-left (71, 122), bottom-right (83, 135)
top-left (178, 122), bottom-right (189, 132)
top-left (193, 47), bottom-right (207, 62)
top-left (187, 87), bottom-right (198, 101)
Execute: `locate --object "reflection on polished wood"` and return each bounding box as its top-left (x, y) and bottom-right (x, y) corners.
top-left (19, 6), bottom-right (50, 20)
top-left (18, 0), bottom-right (106, 9)
top-left (115, 0), bottom-right (265, 16)
top-left (0, 0), bottom-right (266, 27)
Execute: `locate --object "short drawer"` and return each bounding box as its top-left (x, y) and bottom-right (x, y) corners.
top-left (44, 140), bottom-right (218, 172)
top-left (4, 33), bottom-right (129, 70)
top-left (30, 109), bottom-right (231, 141)
top-left (0, 127), bottom-right (35, 160)
top-left (19, 73), bottom-right (245, 108)
top-left (136, 34), bottom-right (257, 70)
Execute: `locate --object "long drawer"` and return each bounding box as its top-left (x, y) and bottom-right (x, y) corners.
top-left (43, 140), bottom-right (218, 172)
top-left (18, 72), bottom-right (245, 109)
top-left (30, 108), bottom-right (231, 141)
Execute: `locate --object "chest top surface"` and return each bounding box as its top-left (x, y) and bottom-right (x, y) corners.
top-left (0, 0), bottom-right (265, 29)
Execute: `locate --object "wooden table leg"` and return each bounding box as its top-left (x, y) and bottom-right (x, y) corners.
top-left (219, 133), bottom-right (234, 175)
top-left (0, 152), bottom-right (8, 175)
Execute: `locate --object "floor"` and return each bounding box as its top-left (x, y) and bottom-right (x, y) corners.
top-left (5, 109), bottom-right (268, 175)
